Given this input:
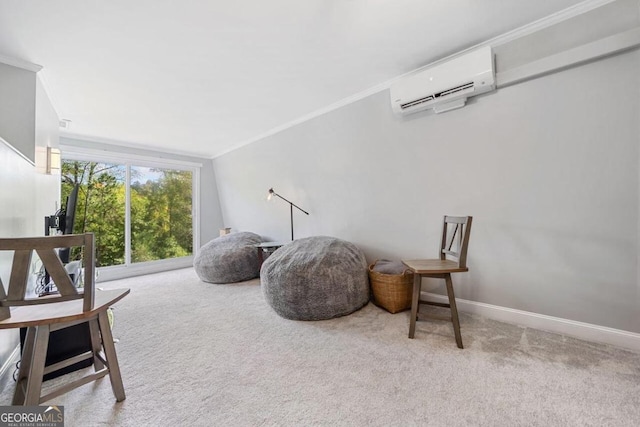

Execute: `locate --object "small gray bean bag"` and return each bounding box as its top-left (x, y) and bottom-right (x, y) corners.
top-left (261, 236), bottom-right (369, 320)
top-left (194, 232), bottom-right (262, 284)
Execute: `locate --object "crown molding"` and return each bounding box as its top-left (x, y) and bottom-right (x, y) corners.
top-left (0, 53), bottom-right (42, 73)
top-left (400, 0), bottom-right (619, 77)
top-left (216, 0), bottom-right (620, 158)
top-left (481, 0), bottom-right (619, 48)
top-left (211, 81), bottom-right (391, 159)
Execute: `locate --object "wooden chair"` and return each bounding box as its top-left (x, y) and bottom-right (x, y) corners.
top-left (402, 216), bottom-right (472, 348)
top-left (0, 233), bottom-right (129, 405)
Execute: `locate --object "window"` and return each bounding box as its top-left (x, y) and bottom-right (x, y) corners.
top-left (61, 161), bottom-right (126, 267)
top-left (130, 166), bottom-right (193, 263)
top-left (60, 147), bottom-right (200, 279)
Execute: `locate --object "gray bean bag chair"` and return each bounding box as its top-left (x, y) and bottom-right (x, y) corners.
top-left (261, 236), bottom-right (369, 320)
top-left (194, 232), bottom-right (262, 284)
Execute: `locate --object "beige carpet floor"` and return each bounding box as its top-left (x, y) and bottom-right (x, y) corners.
top-left (2, 267), bottom-right (639, 426)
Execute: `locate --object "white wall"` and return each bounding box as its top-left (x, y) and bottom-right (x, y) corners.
top-left (213, 49), bottom-right (640, 334)
top-left (0, 63), bottom-right (36, 161)
top-left (0, 65), bottom-right (60, 379)
top-left (35, 77), bottom-right (63, 216)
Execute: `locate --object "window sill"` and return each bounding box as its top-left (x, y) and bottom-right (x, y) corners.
top-left (96, 256), bottom-right (194, 282)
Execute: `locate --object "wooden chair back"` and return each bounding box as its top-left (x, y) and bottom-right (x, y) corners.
top-left (439, 216), bottom-right (473, 269)
top-left (0, 233), bottom-right (95, 321)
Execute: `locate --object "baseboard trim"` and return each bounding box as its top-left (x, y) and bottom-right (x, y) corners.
top-left (422, 292), bottom-right (640, 352)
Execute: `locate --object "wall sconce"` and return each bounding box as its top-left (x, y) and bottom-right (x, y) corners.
top-left (46, 147), bottom-right (61, 174)
top-left (36, 146), bottom-right (61, 174)
top-left (267, 188), bottom-right (309, 240)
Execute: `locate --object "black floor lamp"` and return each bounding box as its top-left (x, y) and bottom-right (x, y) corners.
top-left (267, 188), bottom-right (309, 240)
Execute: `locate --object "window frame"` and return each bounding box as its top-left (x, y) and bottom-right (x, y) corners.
top-left (60, 144), bottom-right (201, 281)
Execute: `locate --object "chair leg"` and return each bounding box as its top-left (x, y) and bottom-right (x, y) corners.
top-left (408, 273), bottom-right (421, 339)
top-left (444, 273), bottom-right (463, 349)
top-left (98, 310), bottom-right (126, 402)
top-left (23, 325), bottom-right (50, 405)
top-left (13, 327), bottom-right (35, 405)
top-left (89, 318), bottom-right (105, 371)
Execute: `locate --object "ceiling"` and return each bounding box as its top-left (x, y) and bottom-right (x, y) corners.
top-left (0, 0), bottom-right (587, 158)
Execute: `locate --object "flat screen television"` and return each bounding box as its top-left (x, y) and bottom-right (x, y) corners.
top-left (58, 183), bottom-right (79, 263)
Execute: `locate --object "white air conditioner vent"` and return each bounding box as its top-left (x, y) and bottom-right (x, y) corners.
top-left (400, 82), bottom-right (474, 110)
top-left (391, 47), bottom-right (495, 115)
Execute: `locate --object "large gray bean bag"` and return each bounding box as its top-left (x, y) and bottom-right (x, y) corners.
top-left (194, 232), bottom-right (262, 284)
top-left (261, 236), bottom-right (369, 320)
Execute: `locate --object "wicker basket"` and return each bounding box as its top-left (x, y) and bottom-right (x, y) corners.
top-left (368, 262), bottom-right (414, 314)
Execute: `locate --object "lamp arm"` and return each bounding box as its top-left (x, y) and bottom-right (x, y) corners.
top-left (273, 193), bottom-right (309, 215)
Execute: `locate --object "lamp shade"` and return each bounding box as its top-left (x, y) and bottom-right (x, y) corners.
top-left (266, 187), bottom-right (309, 240)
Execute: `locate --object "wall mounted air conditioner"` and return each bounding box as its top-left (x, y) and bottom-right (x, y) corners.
top-left (390, 46), bottom-right (495, 115)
